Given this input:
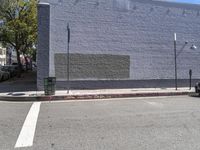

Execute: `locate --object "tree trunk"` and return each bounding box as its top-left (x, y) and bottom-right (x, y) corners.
top-left (24, 56), bottom-right (29, 71)
top-left (16, 49), bottom-right (22, 78)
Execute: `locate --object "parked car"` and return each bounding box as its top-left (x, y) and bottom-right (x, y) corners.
top-left (1, 65), bottom-right (19, 77)
top-left (0, 70), bottom-right (10, 81)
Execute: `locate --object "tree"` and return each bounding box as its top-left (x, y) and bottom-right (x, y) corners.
top-left (0, 0), bottom-right (38, 74)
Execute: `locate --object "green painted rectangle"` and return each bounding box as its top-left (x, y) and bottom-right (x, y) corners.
top-left (54, 53), bottom-right (130, 80)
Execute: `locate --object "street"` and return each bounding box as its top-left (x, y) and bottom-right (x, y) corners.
top-left (1, 96), bottom-right (200, 150)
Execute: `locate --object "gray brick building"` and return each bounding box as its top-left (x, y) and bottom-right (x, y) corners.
top-left (37, 0), bottom-right (200, 90)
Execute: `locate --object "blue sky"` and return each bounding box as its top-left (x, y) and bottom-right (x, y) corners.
top-left (166, 0), bottom-right (200, 4)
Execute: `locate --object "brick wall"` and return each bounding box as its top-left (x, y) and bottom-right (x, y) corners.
top-left (37, 3), bottom-right (50, 89)
top-left (37, 0), bottom-right (200, 89)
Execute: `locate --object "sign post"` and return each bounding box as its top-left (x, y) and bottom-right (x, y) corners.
top-left (67, 23), bottom-right (70, 94)
top-left (174, 33), bottom-right (177, 90)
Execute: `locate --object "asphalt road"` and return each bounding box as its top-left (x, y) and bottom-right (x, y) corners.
top-left (1, 96), bottom-right (200, 150)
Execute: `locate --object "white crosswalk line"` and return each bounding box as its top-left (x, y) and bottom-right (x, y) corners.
top-left (15, 102), bottom-right (41, 148)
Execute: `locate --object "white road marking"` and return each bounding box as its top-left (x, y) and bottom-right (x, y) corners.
top-left (145, 101), bottom-right (164, 108)
top-left (15, 102), bottom-right (41, 148)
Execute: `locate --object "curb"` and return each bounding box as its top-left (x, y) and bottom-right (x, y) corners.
top-left (0, 91), bottom-right (194, 102)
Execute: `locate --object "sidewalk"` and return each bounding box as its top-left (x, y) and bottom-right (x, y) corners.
top-left (0, 71), bottom-right (36, 93)
top-left (0, 87), bottom-right (195, 101)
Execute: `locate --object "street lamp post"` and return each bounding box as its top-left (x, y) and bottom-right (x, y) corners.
top-left (174, 33), bottom-right (177, 90)
top-left (173, 33), bottom-right (197, 91)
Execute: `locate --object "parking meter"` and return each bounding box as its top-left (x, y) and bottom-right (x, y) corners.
top-left (189, 69), bottom-right (192, 90)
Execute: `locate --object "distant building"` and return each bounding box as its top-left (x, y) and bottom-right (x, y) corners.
top-left (6, 46), bottom-right (17, 65)
top-left (37, 0), bottom-right (200, 90)
top-left (0, 47), bottom-right (6, 66)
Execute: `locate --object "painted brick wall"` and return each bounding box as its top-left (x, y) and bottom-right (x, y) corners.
top-left (37, 3), bottom-right (50, 90)
top-left (38, 0), bottom-right (200, 89)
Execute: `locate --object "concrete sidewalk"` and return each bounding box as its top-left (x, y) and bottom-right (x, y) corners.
top-left (0, 71), bottom-right (36, 93)
top-left (0, 87), bottom-right (195, 101)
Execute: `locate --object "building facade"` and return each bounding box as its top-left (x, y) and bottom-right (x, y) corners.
top-left (37, 0), bottom-right (200, 90)
top-left (0, 47), bottom-right (6, 66)
top-left (6, 46), bottom-right (17, 65)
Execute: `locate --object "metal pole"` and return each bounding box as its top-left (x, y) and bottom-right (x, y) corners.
top-left (174, 33), bottom-right (177, 90)
top-left (67, 23), bottom-right (70, 94)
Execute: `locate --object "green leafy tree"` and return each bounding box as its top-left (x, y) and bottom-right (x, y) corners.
top-left (0, 0), bottom-right (38, 73)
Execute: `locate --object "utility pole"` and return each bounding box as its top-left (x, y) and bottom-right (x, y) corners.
top-left (67, 23), bottom-right (70, 94)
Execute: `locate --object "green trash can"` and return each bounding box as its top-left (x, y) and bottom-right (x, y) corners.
top-left (44, 77), bottom-right (56, 95)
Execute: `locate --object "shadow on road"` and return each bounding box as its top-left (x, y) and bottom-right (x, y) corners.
top-left (0, 71), bottom-right (36, 93)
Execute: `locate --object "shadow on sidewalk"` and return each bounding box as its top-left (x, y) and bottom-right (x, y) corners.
top-left (0, 71), bottom-right (37, 93)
